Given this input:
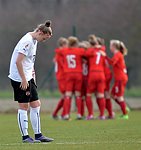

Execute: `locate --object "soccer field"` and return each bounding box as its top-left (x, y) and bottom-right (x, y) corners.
top-left (0, 111), bottom-right (140, 150)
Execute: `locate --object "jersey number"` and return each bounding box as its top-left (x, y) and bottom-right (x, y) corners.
top-left (96, 52), bottom-right (101, 65)
top-left (66, 55), bottom-right (76, 68)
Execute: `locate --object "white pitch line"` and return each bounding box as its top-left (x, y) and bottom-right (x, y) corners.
top-left (0, 141), bottom-right (140, 146)
top-left (56, 141), bottom-right (141, 145)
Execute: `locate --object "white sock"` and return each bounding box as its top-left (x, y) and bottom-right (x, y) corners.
top-left (30, 106), bottom-right (41, 134)
top-left (17, 109), bottom-right (28, 136)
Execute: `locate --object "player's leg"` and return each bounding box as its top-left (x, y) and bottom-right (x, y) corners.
top-left (81, 97), bottom-right (85, 117)
top-left (62, 74), bottom-right (73, 120)
top-left (11, 79), bottom-right (36, 143)
top-left (85, 76), bottom-right (94, 120)
top-left (29, 79), bottom-right (54, 142)
top-left (86, 93), bottom-right (94, 120)
top-left (96, 79), bottom-right (106, 120)
top-left (75, 91), bottom-right (83, 119)
top-left (63, 91), bottom-right (72, 120)
top-left (112, 80), bottom-right (128, 119)
top-left (96, 93), bottom-right (106, 119)
top-left (52, 97), bottom-right (64, 119)
top-left (105, 77), bottom-right (114, 119)
top-left (80, 77), bottom-right (87, 118)
top-left (117, 81), bottom-right (129, 119)
top-left (75, 74), bottom-right (83, 119)
top-left (111, 81), bottom-right (121, 105)
top-left (18, 103), bottom-right (32, 142)
top-left (105, 91), bottom-right (114, 119)
top-left (52, 80), bottom-right (65, 119)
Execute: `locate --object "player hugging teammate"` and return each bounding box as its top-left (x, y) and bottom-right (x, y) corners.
top-left (52, 35), bottom-right (129, 121)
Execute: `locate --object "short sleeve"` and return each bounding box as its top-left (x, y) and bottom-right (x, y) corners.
top-left (18, 41), bottom-right (32, 56)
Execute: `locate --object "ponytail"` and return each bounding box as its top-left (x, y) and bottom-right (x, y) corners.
top-left (119, 41), bottom-right (128, 56)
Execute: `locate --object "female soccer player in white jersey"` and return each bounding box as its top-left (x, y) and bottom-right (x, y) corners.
top-left (8, 20), bottom-right (54, 143)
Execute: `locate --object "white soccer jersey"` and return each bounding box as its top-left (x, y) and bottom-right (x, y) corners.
top-left (8, 33), bottom-right (38, 82)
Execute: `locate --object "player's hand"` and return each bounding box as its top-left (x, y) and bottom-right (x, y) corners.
top-left (20, 79), bottom-right (29, 90)
top-left (99, 50), bottom-right (106, 56)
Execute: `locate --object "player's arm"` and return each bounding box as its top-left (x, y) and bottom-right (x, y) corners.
top-left (16, 53), bottom-right (29, 90)
top-left (32, 68), bottom-right (36, 84)
top-left (106, 54), bottom-right (119, 66)
top-left (100, 50), bottom-right (118, 66)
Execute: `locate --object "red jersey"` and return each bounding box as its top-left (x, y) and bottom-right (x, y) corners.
top-left (82, 59), bottom-right (89, 77)
top-left (106, 52), bottom-right (128, 81)
top-left (55, 48), bottom-right (64, 80)
top-left (86, 47), bottom-right (105, 72)
top-left (101, 46), bottom-right (112, 76)
top-left (56, 47), bottom-right (85, 73)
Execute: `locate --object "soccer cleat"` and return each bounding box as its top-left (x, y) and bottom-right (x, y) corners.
top-left (76, 114), bottom-right (83, 120)
top-left (106, 116), bottom-right (115, 120)
top-left (52, 115), bottom-right (59, 120)
top-left (118, 114), bottom-right (129, 120)
top-left (35, 135), bottom-right (54, 142)
top-left (86, 115), bottom-right (94, 120)
top-left (62, 115), bottom-right (72, 121)
top-left (97, 116), bottom-right (106, 120)
top-left (106, 112), bottom-right (115, 120)
top-left (23, 137), bottom-right (40, 143)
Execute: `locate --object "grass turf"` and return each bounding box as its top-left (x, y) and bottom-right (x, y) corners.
top-left (0, 111), bottom-right (141, 150)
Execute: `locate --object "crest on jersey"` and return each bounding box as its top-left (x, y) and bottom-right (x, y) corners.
top-left (23, 44), bottom-right (29, 52)
top-left (25, 44), bottom-right (29, 48)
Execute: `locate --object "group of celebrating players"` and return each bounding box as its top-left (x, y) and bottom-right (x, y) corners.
top-left (52, 34), bottom-right (129, 121)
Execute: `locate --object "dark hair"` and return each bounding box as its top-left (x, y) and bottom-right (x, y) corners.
top-left (88, 34), bottom-right (98, 46)
top-left (35, 20), bottom-right (52, 35)
top-left (45, 20), bottom-right (51, 27)
top-left (97, 37), bottom-right (105, 46)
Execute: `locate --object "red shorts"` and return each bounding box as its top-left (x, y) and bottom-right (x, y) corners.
top-left (111, 80), bottom-right (127, 97)
top-left (57, 79), bottom-right (66, 94)
top-left (65, 72), bottom-right (83, 92)
top-left (87, 72), bottom-right (105, 93)
top-left (81, 76), bottom-right (88, 97)
top-left (105, 73), bottom-right (112, 92)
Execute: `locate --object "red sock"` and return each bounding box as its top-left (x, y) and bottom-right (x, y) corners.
top-left (119, 101), bottom-right (127, 115)
top-left (86, 96), bottom-right (93, 116)
top-left (76, 97), bottom-right (82, 115)
top-left (63, 96), bottom-right (71, 116)
top-left (106, 98), bottom-right (113, 117)
top-left (81, 100), bottom-right (85, 116)
top-left (53, 98), bottom-right (64, 116)
top-left (97, 98), bottom-right (106, 117)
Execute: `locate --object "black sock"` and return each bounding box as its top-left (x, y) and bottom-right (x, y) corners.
top-left (35, 133), bottom-right (42, 139)
top-left (22, 135), bottom-right (30, 140)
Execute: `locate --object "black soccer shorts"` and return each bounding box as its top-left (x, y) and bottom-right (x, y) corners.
top-left (11, 78), bottom-right (39, 103)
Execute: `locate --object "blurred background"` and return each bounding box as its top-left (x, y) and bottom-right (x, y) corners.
top-left (0, 0), bottom-right (141, 97)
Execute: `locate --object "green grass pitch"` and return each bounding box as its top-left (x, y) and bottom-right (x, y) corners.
top-left (0, 111), bottom-right (141, 150)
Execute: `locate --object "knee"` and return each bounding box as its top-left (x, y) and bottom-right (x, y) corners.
top-left (65, 91), bottom-right (72, 97)
top-left (18, 103), bottom-right (29, 110)
top-left (97, 93), bottom-right (104, 98)
top-left (75, 91), bottom-right (81, 97)
top-left (30, 100), bottom-right (41, 108)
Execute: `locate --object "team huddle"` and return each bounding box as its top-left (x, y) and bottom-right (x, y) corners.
top-left (52, 35), bottom-right (129, 120)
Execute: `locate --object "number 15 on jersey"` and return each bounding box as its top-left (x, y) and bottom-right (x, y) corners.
top-left (66, 55), bottom-right (76, 68)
